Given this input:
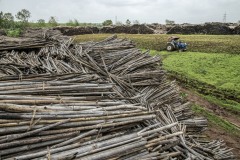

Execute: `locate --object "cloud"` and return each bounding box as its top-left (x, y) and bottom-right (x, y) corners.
top-left (0, 0), bottom-right (239, 23)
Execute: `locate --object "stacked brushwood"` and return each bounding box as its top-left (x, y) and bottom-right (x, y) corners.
top-left (0, 29), bottom-right (66, 51)
top-left (0, 32), bottom-right (235, 159)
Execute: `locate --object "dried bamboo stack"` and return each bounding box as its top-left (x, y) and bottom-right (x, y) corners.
top-left (0, 29), bottom-right (66, 51)
top-left (0, 34), bottom-right (235, 159)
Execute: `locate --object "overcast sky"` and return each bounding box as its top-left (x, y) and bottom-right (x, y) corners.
top-left (0, 0), bottom-right (239, 24)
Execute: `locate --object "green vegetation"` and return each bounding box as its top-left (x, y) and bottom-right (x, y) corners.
top-left (147, 50), bottom-right (240, 112)
top-left (0, 9), bottom-right (102, 37)
top-left (102, 20), bottom-right (113, 26)
top-left (6, 28), bottom-right (21, 37)
top-left (0, 9), bottom-right (31, 37)
top-left (48, 16), bottom-right (58, 27)
top-left (191, 105), bottom-right (240, 136)
top-left (66, 19), bottom-right (80, 27)
top-left (74, 34), bottom-right (240, 54)
top-left (160, 51), bottom-right (240, 94)
top-left (1, 10), bottom-right (85, 37)
top-left (15, 9), bottom-right (31, 22)
top-left (202, 94), bottom-right (240, 114)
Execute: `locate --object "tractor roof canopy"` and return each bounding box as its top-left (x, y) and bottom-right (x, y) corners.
top-left (168, 36), bottom-right (180, 42)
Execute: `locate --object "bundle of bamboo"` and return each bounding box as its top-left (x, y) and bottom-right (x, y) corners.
top-left (0, 34), bottom-right (235, 159)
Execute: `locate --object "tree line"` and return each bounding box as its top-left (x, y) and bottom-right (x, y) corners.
top-left (0, 9), bottom-right (60, 36)
top-left (0, 9), bottom-right (143, 37)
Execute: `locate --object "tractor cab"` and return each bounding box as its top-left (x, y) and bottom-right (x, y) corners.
top-left (166, 36), bottom-right (187, 52)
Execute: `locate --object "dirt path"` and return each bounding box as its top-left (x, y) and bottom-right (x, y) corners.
top-left (180, 87), bottom-right (240, 159)
top-left (180, 87), bottom-right (240, 128)
top-left (204, 125), bottom-right (240, 159)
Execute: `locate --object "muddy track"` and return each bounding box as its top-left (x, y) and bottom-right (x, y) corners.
top-left (180, 87), bottom-right (240, 158)
top-left (180, 87), bottom-right (240, 128)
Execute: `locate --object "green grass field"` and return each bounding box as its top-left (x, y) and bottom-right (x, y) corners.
top-left (154, 51), bottom-right (240, 93)
top-left (74, 34), bottom-right (240, 54)
top-left (150, 50), bottom-right (240, 112)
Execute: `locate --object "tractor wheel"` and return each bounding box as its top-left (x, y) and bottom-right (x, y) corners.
top-left (166, 44), bottom-right (174, 51)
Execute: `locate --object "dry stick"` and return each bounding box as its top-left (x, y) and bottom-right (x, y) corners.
top-left (146, 131), bottom-right (183, 148)
top-left (0, 119), bottom-right (70, 143)
top-left (27, 108), bottom-right (37, 131)
top-left (51, 129), bottom-right (98, 149)
top-left (76, 140), bottom-right (147, 160)
top-left (118, 148), bottom-right (148, 160)
top-left (46, 133), bottom-right (141, 160)
top-left (179, 135), bottom-right (209, 160)
top-left (49, 122), bottom-right (181, 160)
top-left (0, 101), bottom-right (124, 106)
top-left (152, 139), bottom-right (179, 152)
top-left (39, 118), bottom-right (151, 136)
top-left (74, 137), bottom-right (142, 158)
top-left (0, 111), bottom-right (151, 128)
top-left (137, 122), bottom-right (162, 134)
top-left (0, 110), bottom-right (143, 120)
top-left (0, 131), bottom-right (80, 150)
top-left (0, 114), bottom-right (154, 135)
top-left (0, 138), bottom-right (67, 156)
top-left (136, 152), bottom-right (160, 159)
top-left (139, 122), bottom-right (178, 137)
top-left (14, 132), bottom-right (138, 160)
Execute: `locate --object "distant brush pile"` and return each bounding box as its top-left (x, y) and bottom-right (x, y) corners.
top-left (1, 23), bottom-right (240, 37)
top-left (48, 23), bottom-right (240, 36)
top-left (0, 31), bottom-right (235, 159)
top-left (52, 24), bottom-right (154, 36)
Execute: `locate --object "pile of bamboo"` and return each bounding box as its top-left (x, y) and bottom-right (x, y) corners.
top-left (0, 34), bottom-right (235, 159)
top-left (0, 29), bottom-right (65, 51)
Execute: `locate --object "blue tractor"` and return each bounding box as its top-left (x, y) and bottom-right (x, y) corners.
top-left (166, 36), bottom-right (187, 52)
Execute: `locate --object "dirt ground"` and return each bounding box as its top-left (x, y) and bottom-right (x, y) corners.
top-left (204, 125), bottom-right (240, 159)
top-left (180, 87), bottom-right (240, 159)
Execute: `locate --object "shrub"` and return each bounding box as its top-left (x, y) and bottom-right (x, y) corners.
top-left (6, 29), bottom-right (21, 37)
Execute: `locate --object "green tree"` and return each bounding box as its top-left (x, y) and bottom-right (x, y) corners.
top-left (48, 16), bottom-right (58, 27)
top-left (66, 19), bottom-right (74, 26)
top-left (66, 19), bottom-right (79, 26)
top-left (102, 20), bottom-right (113, 26)
top-left (3, 13), bottom-right (14, 21)
top-left (0, 11), bottom-right (25, 37)
top-left (0, 12), bottom-right (15, 29)
top-left (126, 19), bottom-right (131, 25)
top-left (37, 19), bottom-right (45, 27)
top-left (0, 12), bottom-right (3, 27)
top-left (16, 9), bottom-right (31, 22)
top-left (0, 11), bottom-right (3, 19)
top-left (74, 19), bottom-right (79, 26)
top-left (165, 19), bottom-right (175, 25)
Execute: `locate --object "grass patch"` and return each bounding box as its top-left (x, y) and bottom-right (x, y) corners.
top-left (157, 51), bottom-right (240, 96)
top-left (6, 29), bottom-right (22, 37)
top-left (202, 94), bottom-right (240, 114)
top-left (74, 34), bottom-right (240, 54)
top-left (191, 105), bottom-right (240, 136)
